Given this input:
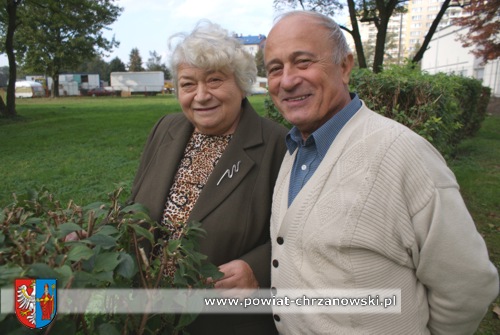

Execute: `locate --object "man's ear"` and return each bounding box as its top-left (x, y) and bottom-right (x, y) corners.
top-left (341, 54), bottom-right (354, 85)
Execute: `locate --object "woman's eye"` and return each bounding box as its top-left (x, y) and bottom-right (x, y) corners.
top-left (180, 82), bottom-right (195, 91)
top-left (207, 78), bottom-right (223, 87)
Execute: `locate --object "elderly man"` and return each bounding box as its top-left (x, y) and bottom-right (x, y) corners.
top-left (265, 10), bottom-right (499, 335)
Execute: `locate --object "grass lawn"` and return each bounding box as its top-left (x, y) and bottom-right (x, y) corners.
top-left (0, 95), bottom-right (180, 205)
top-left (449, 114), bottom-right (500, 335)
top-left (1, 95), bottom-right (499, 333)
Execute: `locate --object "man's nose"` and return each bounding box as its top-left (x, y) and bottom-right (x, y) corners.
top-left (280, 66), bottom-right (301, 91)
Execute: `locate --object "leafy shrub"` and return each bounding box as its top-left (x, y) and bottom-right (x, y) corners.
top-left (264, 95), bottom-right (292, 129)
top-left (264, 64), bottom-right (490, 157)
top-left (0, 187), bottom-right (222, 335)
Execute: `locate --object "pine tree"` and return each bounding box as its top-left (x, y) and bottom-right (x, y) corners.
top-left (128, 48), bottom-right (144, 71)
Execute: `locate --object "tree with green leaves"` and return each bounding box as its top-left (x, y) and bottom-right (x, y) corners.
top-left (0, 0), bottom-right (122, 113)
top-left (128, 48), bottom-right (144, 72)
top-left (146, 50), bottom-right (171, 80)
top-left (273, 0), bottom-right (470, 72)
top-left (109, 56), bottom-right (126, 73)
top-left (15, 0), bottom-right (122, 97)
top-left (254, 48), bottom-right (266, 77)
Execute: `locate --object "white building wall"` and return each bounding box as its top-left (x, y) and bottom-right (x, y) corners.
top-left (422, 25), bottom-right (500, 97)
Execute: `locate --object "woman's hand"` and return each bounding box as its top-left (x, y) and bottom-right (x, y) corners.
top-left (213, 259), bottom-right (258, 297)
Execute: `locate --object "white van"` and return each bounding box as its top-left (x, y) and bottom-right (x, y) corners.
top-left (15, 81), bottom-right (45, 98)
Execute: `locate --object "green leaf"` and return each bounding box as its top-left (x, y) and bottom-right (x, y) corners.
top-left (73, 270), bottom-right (101, 287)
top-left (0, 264), bottom-right (23, 285)
top-left (67, 244), bottom-right (94, 262)
top-left (53, 265), bottom-right (73, 288)
top-left (176, 312), bottom-right (199, 330)
top-left (87, 234), bottom-right (117, 249)
top-left (121, 203), bottom-right (150, 214)
top-left (173, 268), bottom-right (187, 286)
top-left (116, 252), bottom-right (137, 279)
top-left (27, 263), bottom-right (59, 279)
top-left (129, 224), bottom-right (154, 243)
top-left (58, 222), bottom-right (85, 238)
top-left (98, 323), bottom-right (121, 335)
top-left (167, 239), bottom-right (181, 254)
top-left (93, 270), bottom-right (114, 284)
top-left (25, 217), bottom-right (43, 227)
top-left (83, 201), bottom-right (106, 211)
top-left (95, 225), bottom-right (119, 236)
top-left (199, 263), bottom-right (223, 281)
top-left (44, 318), bottom-right (77, 334)
top-left (94, 252), bottom-right (120, 272)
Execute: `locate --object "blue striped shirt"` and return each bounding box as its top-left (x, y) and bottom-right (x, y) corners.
top-left (287, 93), bottom-right (361, 206)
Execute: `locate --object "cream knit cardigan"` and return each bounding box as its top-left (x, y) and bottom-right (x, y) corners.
top-left (271, 103), bottom-right (499, 335)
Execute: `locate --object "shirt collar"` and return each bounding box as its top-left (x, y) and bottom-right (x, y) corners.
top-left (285, 93), bottom-right (361, 155)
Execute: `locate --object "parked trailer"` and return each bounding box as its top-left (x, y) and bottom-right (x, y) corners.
top-left (110, 71), bottom-right (164, 95)
top-left (15, 81), bottom-right (45, 98)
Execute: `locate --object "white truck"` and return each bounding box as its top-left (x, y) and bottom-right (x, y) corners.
top-left (110, 71), bottom-right (164, 96)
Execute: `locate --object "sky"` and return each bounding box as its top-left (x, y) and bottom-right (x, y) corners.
top-left (0, 0), bottom-right (296, 68)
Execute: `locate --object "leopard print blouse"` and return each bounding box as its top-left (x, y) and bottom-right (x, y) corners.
top-left (161, 131), bottom-right (233, 240)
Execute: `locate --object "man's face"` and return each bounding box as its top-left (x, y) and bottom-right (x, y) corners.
top-left (265, 15), bottom-right (353, 139)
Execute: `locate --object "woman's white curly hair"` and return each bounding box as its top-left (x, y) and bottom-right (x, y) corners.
top-left (169, 20), bottom-right (257, 96)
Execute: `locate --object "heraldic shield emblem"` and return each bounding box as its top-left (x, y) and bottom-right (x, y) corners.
top-left (15, 278), bottom-right (57, 329)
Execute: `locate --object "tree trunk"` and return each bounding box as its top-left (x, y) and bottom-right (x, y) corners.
top-left (4, 0), bottom-right (20, 118)
top-left (412, 0), bottom-right (452, 64)
top-left (52, 72), bottom-right (59, 97)
top-left (372, 0), bottom-right (399, 73)
top-left (0, 94), bottom-right (6, 114)
top-left (346, 0), bottom-right (367, 68)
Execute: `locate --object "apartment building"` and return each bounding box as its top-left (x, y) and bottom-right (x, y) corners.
top-left (349, 0), bottom-right (464, 64)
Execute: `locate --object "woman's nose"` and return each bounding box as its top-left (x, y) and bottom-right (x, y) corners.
top-left (194, 83), bottom-right (211, 102)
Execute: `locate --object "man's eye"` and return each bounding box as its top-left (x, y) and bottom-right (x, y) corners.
top-left (297, 59), bottom-right (312, 68)
top-left (267, 66), bottom-right (282, 75)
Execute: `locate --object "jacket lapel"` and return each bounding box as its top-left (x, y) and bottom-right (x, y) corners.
top-left (189, 99), bottom-right (260, 222)
top-left (146, 117), bottom-right (194, 222)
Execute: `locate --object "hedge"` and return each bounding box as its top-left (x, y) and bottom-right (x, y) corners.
top-left (265, 65), bottom-right (490, 157)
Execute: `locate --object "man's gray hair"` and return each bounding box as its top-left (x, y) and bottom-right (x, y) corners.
top-left (273, 10), bottom-right (352, 65)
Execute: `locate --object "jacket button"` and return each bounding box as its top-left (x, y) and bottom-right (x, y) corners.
top-left (272, 259), bottom-right (279, 268)
top-left (274, 314), bottom-right (281, 322)
top-left (277, 237), bottom-right (284, 245)
top-left (271, 287), bottom-right (277, 295)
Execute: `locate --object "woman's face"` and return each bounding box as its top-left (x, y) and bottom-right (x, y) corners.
top-left (177, 64), bottom-right (245, 135)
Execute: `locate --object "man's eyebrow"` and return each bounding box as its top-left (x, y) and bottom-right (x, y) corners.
top-left (266, 50), bottom-right (317, 66)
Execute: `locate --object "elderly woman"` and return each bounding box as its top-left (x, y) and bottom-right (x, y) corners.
top-left (129, 21), bottom-right (287, 334)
